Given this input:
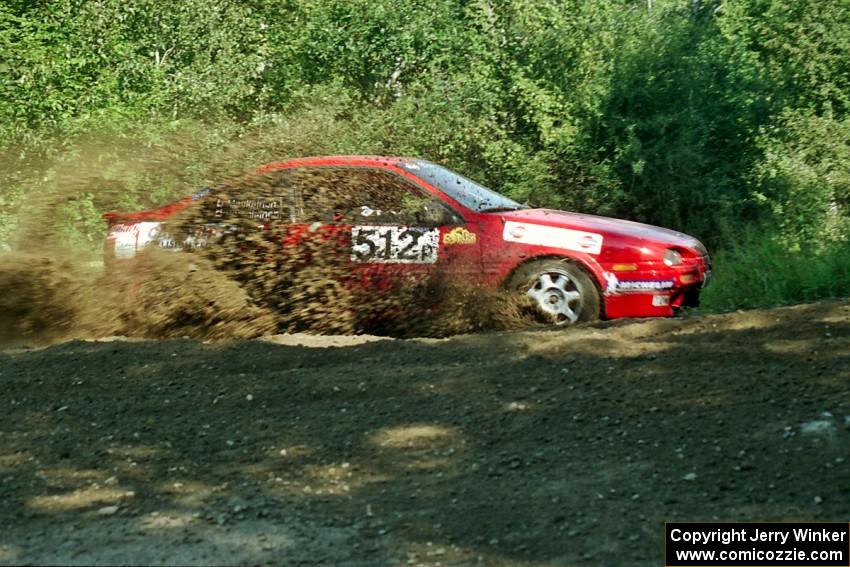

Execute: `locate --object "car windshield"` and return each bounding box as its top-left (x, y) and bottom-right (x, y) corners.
top-left (400, 160), bottom-right (526, 213)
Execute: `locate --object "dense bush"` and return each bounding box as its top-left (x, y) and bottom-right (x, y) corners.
top-left (701, 229), bottom-right (850, 310)
top-left (1, 0), bottom-right (849, 307)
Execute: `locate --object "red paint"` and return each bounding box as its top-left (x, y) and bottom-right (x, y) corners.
top-left (103, 156), bottom-right (711, 320)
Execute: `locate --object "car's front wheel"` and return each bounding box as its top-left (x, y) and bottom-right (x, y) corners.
top-left (508, 259), bottom-right (600, 326)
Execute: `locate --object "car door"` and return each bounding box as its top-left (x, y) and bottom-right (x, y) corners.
top-left (290, 165), bottom-right (476, 290)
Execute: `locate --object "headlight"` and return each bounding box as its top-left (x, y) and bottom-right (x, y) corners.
top-left (663, 248), bottom-right (682, 266)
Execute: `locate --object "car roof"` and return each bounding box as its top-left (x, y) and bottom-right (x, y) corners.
top-left (257, 155), bottom-right (417, 173)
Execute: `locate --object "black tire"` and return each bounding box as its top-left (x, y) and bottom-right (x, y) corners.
top-left (507, 259), bottom-right (600, 326)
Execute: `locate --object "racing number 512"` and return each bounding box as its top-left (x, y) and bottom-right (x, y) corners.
top-left (352, 226), bottom-right (435, 263)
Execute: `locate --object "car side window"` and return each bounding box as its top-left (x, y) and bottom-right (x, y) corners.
top-left (293, 167), bottom-right (460, 227)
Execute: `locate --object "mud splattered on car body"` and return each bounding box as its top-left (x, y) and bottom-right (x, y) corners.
top-left (101, 156), bottom-right (710, 334)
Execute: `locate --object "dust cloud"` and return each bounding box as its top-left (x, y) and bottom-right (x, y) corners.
top-left (1, 156), bottom-right (541, 345)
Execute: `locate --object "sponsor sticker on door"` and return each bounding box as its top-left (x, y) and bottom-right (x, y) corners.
top-left (443, 227), bottom-right (477, 245)
top-left (502, 221), bottom-right (603, 255)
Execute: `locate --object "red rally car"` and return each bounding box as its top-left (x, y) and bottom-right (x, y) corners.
top-left (104, 156), bottom-right (711, 326)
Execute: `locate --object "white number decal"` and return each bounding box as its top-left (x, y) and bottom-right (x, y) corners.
top-left (351, 226), bottom-right (439, 264)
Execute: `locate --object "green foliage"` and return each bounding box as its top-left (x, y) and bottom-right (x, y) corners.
top-left (1, 0), bottom-right (272, 137)
top-left (751, 111), bottom-right (850, 246)
top-left (701, 227), bottom-right (850, 310)
top-left (2, 0), bottom-right (850, 310)
top-left (719, 0), bottom-right (850, 115)
top-left (588, 12), bottom-right (773, 244)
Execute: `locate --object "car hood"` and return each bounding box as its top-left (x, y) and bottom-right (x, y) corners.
top-left (500, 209), bottom-right (705, 251)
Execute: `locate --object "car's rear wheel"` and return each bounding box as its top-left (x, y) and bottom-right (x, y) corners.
top-left (508, 259), bottom-right (600, 326)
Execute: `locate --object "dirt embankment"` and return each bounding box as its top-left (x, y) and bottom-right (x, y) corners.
top-left (1, 300), bottom-right (849, 566)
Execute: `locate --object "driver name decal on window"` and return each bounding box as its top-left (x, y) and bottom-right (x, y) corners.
top-left (214, 197), bottom-right (285, 221)
top-left (351, 225), bottom-right (439, 264)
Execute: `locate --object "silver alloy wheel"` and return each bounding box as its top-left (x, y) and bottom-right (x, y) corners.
top-left (526, 270), bottom-right (582, 325)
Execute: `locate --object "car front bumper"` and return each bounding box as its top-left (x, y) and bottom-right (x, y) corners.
top-left (600, 255), bottom-right (710, 318)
